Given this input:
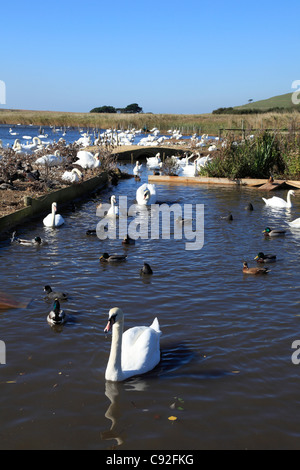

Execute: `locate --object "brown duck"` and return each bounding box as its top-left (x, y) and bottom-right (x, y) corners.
top-left (243, 262), bottom-right (270, 275)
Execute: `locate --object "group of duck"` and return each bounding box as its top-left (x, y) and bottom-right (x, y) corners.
top-left (9, 161), bottom-right (300, 381)
top-left (243, 189), bottom-right (299, 275)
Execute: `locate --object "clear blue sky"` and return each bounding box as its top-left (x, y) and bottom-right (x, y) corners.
top-left (1, 0), bottom-right (299, 114)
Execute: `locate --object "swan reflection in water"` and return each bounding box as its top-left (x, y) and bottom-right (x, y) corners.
top-left (101, 379), bottom-right (149, 448)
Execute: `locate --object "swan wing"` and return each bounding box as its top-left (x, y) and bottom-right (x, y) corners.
top-left (121, 322), bottom-right (161, 377)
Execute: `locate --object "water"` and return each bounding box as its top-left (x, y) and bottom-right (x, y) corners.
top-left (1, 162), bottom-right (300, 449)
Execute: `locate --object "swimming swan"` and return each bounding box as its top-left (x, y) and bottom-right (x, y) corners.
top-left (133, 161), bottom-right (143, 176)
top-left (262, 190), bottom-right (295, 209)
top-left (43, 202), bottom-right (65, 227)
top-left (104, 307), bottom-right (161, 381)
top-left (287, 217), bottom-right (300, 228)
top-left (107, 195), bottom-right (119, 217)
top-left (136, 183), bottom-right (157, 205)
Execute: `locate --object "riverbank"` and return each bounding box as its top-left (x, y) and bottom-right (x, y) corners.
top-left (1, 108), bottom-right (300, 135)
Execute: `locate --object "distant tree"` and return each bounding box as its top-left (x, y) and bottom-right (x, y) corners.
top-left (90, 106), bottom-right (117, 113)
top-left (122, 103), bottom-right (143, 114)
top-left (248, 99), bottom-right (253, 104)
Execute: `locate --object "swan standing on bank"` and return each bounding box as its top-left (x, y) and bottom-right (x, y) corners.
top-left (136, 183), bottom-right (157, 205)
top-left (262, 190), bottom-right (295, 209)
top-left (43, 202), bottom-right (65, 227)
top-left (104, 307), bottom-right (161, 382)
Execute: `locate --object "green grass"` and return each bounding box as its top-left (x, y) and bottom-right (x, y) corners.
top-left (235, 92), bottom-right (298, 111)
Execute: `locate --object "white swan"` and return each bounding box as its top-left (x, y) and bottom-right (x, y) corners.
top-left (107, 195), bottom-right (119, 217)
top-left (75, 150), bottom-right (100, 169)
top-left (35, 150), bottom-right (64, 167)
top-left (43, 202), bottom-right (65, 227)
top-left (262, 190), bottom-right (295, 209)
top-left (146, 153), bottom-right (162, 170)
top-left (104, 307), bottom-right (161, 382)
top-left (287, 217), bottom-right (300, 228)
top-left (62, 168), bottom-right (83, 183)
top-left (21, 137), bottom-right (42, 153)
top-left (136, 183), bottom-right (157, 205)
top-left (133, 161), bottom-right (143, 176)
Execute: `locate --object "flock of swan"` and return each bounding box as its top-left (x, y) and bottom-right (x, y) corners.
top-left (15, 177), bottom-right (160, 381)
top-left (263, 189), bottom-right (300, 227)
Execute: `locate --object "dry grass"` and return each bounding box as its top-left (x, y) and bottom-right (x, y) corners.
top-left (1, 109), bottom-right (300, 135)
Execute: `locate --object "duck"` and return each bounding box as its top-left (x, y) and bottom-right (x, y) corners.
top-left (47, 299), bottom-right (66, 326)
top-left (122, 235), bottom-right (135, 245)
top-left (140, 262), bottom-right (153, 275)
top-left (133, 161), bottom-right (143, 176)
top-left (11, 232), bottom-right (44, 246)
top-left (245, 202), bottom-right (254, 211)
top-left (263, 227), bottom-right (286, 237)
top-left (100, 253), bottom-right (127, 262)
top-left (43, 202), bottom-right (65, 227)
top-left (254, 252), bottom-right (277, 263)
top-left (104, 307), bottom-right (161, 381)
top-left (262, 190), bottom-right (295, 209)
top-left (287, 217), bottom-right (300, 228)
top-left (107, 195), bottom-right (119, 217)
top-left (44, 285), bottom-right (68, 301)
top-left (243, 261), bottom-right (270, 275)
top-left (136, 183), bottom-right (157, 205)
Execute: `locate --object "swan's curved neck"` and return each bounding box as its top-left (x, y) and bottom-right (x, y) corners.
top-left (287, 192), bottom-right (293, 205)
top-left (106, 321), bottom-right (123, 381)
top-left (51, 205), bottom-right (56, 227)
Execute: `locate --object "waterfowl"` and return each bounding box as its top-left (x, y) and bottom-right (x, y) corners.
top-left (287, 217), bottom-right (300, 228)
top-left (44, 285), bottom-right (68, 301)
top-left (100, 253), bottom-right (127, 262)
top-left (262, 190), bottom-right (295, 209)
top-left (245, 203), bottom-right (254, 211)
top-left (263, 227), bottom-right (286, 237)
top-left (62, 168), bottom-right (83, 183)
top-left (11, 232), bottom-right (43, 246)
top-left (74, 150), bottom-right (100, 169)
top-left (146, 153), bottom-right (162, 171)
top-left (35, 150), bottom-right (64, 167)
top-left (140, 262), bottom-right (153, 275)
top-left (136, 183), bottom-right (157, 205)
top-left (133, 161), bottom-right (143, 176)
top-left (43, 202), bottom-right (65, 227)
top-left (122, 235), bottom-right (135, 245)
top-left (107, 195), bottom-right (119, 217)
top-left (104, 307), bottom-right (161, 382)
top-left (47, 299), bottom-right (66, 326)
top-left (254, 252), bottom-right (277, 263)
top-left (243, 261), bottom-right (270, 275)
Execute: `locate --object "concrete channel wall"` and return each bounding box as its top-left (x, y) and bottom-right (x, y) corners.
top-left (0, 172), bottom-right (108, 235)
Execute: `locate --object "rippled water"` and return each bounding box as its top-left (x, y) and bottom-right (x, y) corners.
top-left (1, 165), bottom-right (300, 450)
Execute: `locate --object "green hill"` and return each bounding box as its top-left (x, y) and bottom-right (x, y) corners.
top-left (235, 92), bottom-right (298, 111)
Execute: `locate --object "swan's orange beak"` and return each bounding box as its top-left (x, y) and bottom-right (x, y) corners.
top-left (104, 321), bottom-right (111, 333)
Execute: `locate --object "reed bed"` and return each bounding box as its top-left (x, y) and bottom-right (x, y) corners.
top-left (1, 109), bottom-right (300, 135)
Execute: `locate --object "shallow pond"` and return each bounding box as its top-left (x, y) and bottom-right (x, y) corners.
top-left (1, 165), bottom-right (300, 450)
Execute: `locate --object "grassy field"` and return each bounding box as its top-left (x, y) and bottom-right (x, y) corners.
top-left (235, 92), bottom-right (299, 111)
top-left (0, 108), bottom-right (300, 135)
